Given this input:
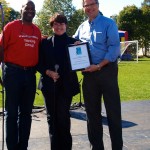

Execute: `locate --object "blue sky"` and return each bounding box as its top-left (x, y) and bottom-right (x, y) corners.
top-left (6, 0), bottom-right (143, 17)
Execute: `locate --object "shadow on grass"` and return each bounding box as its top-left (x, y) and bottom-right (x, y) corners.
top-left (70, 110), bottom-right (137, 128)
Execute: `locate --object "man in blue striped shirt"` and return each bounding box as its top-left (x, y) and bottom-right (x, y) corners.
top-left (73, 0), bottom-right (123, 149)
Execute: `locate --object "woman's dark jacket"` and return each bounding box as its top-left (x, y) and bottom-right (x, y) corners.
top-left (37, 33), bottom-right (80, 97)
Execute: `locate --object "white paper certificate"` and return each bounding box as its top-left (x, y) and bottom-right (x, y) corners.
top-left (67, 42), bottom-right (91, 71)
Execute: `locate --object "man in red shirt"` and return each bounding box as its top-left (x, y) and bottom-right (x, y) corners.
top-left (0, 1), bottom-right (41, 150)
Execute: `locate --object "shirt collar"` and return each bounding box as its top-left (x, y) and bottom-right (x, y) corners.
top-left (88, 13), bottom-right (101, 25)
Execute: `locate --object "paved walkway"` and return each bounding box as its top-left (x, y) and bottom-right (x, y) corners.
top-left (0, 100), bottom-right (150, 150)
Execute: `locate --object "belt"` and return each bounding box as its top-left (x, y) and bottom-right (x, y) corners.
top-left (5, 62), bottom-right (35, 71)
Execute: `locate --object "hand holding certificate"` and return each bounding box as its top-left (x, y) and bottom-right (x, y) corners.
top-left (67, 42), bottom-right (91, 71)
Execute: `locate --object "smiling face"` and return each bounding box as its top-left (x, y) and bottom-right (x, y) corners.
top-left (50, 13), bottom-right (67, 36)
top-left (83, 0), bottom-right (99, 21)
top-left (52, 22), bottom-right (67, 36)
top-left (21, 1), bottom-right (35, 24)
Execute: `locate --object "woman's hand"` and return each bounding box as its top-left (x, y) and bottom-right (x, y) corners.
top-left (46, 69), bottom-right (60, 82)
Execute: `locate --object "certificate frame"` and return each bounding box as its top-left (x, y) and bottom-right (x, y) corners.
top-left (67, 42), bottom-right (91, 71)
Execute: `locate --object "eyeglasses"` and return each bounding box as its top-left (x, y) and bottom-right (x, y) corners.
top-left (83, 2), bottom-right (98, 8)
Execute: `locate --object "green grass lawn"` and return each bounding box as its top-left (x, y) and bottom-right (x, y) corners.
top-left (0, 57), bottom-right (150, 107)
top-left (118, 58), bottom-right (150, 101)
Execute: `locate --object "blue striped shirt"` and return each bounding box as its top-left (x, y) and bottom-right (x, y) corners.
top-left (73, 13), bottom-right (120, 64)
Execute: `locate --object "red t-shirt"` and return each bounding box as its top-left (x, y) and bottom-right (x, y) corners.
top-left (0, 20), bottom-right (41, 67)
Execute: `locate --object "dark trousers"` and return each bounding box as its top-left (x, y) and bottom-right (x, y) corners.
top-left (3, 65), bottom-right (36, 150)
top-left (82, 62), bottom-right (123, 150)
top-left (42, 85), bottom-right (72, 150)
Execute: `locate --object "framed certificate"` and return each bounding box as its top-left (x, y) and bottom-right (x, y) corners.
top-left (67, 42), bottom-right (91, 71)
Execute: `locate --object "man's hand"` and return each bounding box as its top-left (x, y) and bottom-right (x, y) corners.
top-left (82, 64), bottom-right (101, 72)
top-left (74, 41), bottom-right (81, 45)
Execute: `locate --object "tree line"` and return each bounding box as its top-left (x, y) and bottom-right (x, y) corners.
top-left (0, 0), bottom-right (149, 56)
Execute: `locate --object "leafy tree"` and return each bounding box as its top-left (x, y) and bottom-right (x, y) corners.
top-left (7, 9), bottom-right (20, 23)
top-left (68, 9), bottom-right (86, 36)
top-left (0, 0), bottom-right (9, 30)
top-left (117, 3), bottom-right (150, 56)
top-left (35, 0), bottom-right (85, 36)
top-left (0, 0), bottom-right (20, 32)
top-left (141, 0), bottom-right (150, 6)
top-left (35, 0), bottom-right (75, 36)
top-left (140, 0), bottom-right (150, 55)
top-left (117, 5), bottom-right (142, 41)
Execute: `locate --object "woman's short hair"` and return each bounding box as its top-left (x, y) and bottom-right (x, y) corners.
top-left (49, 13), bottom-right (67, 27)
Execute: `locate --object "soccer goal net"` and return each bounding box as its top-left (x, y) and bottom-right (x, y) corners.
top-left (119, 40), bottom-right (139, 63)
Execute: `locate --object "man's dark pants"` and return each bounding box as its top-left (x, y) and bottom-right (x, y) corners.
top-left (3, 64), bottom-right (36, 150)
top-left (83, 61), bottom-right (123, 150)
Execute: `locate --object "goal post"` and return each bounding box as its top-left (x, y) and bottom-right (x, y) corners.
top-left (119, 40), bottom-right (139, 63)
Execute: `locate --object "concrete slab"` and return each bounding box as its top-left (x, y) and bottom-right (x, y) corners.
top-left (0, 100), bottom-right (150, 150)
